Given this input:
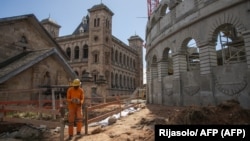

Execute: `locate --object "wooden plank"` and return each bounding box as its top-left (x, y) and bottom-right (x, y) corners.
top-left (88, 101), bottom-right (120, 111)
top-left (87, 109), bottom-right (121, 124)
top-left (123, 103), bottom-right (138, 110)
top-left (0, 100), bottom-right (39, 105)
top-left (4, 117), bottom-right (60, 128)
top-left (0, 99), bottom-right (65, 105)
top-left (0, 105), bottom-right (4, 122)
top-left (5, 105), bottom-right (59, 115)
top-left (0, 88), bottom-right (44, 94)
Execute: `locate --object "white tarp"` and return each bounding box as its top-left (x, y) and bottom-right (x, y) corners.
top-left (88, 107), bottom-right (140, 127)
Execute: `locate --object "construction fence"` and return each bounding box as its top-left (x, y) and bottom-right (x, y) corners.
top-left (0, 87), bottom-right (145, 140)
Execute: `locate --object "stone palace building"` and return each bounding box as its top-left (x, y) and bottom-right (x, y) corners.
top-left (41, 3), bottom-right (144, 99)
top-left (145, 0), bottom-right (250, 108)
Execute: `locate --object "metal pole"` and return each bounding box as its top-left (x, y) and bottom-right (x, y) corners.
top-left (52, 88), bottom-right (56, 120)
top-left (59, 92), bottom-right (62, 106)
top-left (0, 105), bottom-right (4, 122)
top-left (38, 90), bottom-right (42, 119)
top-left (60, 118), bottom-right (65, 141)
top-left (84, 107), bottom-right (88, 135)
top-left (38, 91), bottom-right (41, 108)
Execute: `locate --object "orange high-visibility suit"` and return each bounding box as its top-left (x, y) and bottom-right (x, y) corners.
top-left (67, 86), bottom-right (84, 136)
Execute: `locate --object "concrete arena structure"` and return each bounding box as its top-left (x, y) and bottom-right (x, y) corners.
top-left (145, 0), bottom-right (250, 108)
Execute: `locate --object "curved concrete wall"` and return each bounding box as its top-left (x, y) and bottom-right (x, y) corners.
top-left (145, 0), bottom-right (250, 108)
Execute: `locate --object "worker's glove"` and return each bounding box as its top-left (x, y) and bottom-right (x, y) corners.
top-left (71, 98), bottom-right (80, 104)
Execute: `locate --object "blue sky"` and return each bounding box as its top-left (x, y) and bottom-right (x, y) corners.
top-left (0, 0), bottom-right (148, 83)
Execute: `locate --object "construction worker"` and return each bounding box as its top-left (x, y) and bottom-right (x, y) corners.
top-left (67, 78), bottom-right (84, 140)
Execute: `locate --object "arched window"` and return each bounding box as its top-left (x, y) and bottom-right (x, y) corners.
top-left (20, 35), bottom-right (28, 43)
top-left (123, 54), bottom-right (126, 65)
top-left (66, 47), bottom-right (71, 59)
top-left (120, 74), bottom-right (122, 88)
top-left (115, 50), bottom-right (118, 62)
top-left (94, 18), bottom-right (100, 27)
top-left (123, 75), bottom-right (126, 88)
top-left (74, 46), bottom-right (79, 59)
top-left (97, 18), bottom-right (100, 26)
top-left (83, 44), bottom-right (88, 58)
top-left (92, 70), bottom-right (98, 83)
top-left (115, 74), bottom-right (118, 88)
top-left (105, 71), bottom-right (109, 84)
top-left (127, 56), bottom-right (129, 66)
top-left (133, 60), bottom-right (136, 69)
top-left (215, 24), bottom-right (245, 65)
top-left (106, 19), bottom-right (108, 28)
top-left (127, 76), bottom-right (129, 89)
top-left (111, 48), bottom-right (114, 62)
top-left (130, 77), bottom-right (132, 89)
top-left (42, 71), bottom-right (51, 86)
top-left (93, 74), bottom-right (97, 82)
top-left (160, 4), bottom-right (170, 16)
top-left (130, 58), bottom-right (132, 68)
top-left (106, 19), bottom-right (110, 29)
top-left (92, 51), bottom-right (99, 63)
top-left (133, 78), bottom-right (136, 89)
top-left (105, 52), bottom-right (110, 65)
top-left (94, 54), bottom-right (98, 63)
top-left (186, 39), bottom-right (199, 71)
top-left (111, 72), bottom-right (114, 88)
top-left (119, 52), bottom-right (122, 64)
top-left (82, 70), bottom-right (86, 77)
top-left (75, 71), bottom-right (79, 76)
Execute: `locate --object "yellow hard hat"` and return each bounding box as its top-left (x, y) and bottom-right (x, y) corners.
top-left (71, 79), bottom-right (81, 86)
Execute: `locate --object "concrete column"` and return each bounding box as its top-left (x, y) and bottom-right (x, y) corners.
top-left (151, 64), bottom-right (158, 78)
top-left (199, 42), bottom-right (217, 105)
top-left (150, 64), bottom-right (158, 104)
top-left (242, 30), bottom-right (250, 69)
top-left (172, 51), bottom-right (187, 79)
top-left (157, 60), bottom-right (168, 80)
top-left (146, 69), bottom-right (151, 103)
top-left (199, 42), bottom-right (217, 75)
top-left (157, 60), bottom-right (168, 104)
top-left (172, 51), bottom-right (187, 106)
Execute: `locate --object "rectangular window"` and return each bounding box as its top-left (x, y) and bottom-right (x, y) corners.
top-left (97, 18), bottom-right (100, 27)
top-left (94, 19), bottom-right (96, 27)
top-left (94, 54), bottom-right (98, 63)
top-left (83, 49), bottom-right (88, 58)
top-left (94, 75), bottom-right (97, 82)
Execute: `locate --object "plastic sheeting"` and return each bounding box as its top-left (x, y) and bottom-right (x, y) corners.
top-left (88, 107), bottom-right (140, 127)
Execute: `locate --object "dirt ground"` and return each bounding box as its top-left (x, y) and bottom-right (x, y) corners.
top-left (42, 99), bottom-right (250, 141)
top-left (1, 99), bottom-right (250, 141)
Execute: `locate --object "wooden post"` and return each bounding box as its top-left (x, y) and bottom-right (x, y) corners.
top-left (0, 105), bottom-right (4, 122)
top-left (137, 92), bottom-right (139, 104)
top-left (52, 88), bottom-right (56, 120)
top-left (38, 91), bottom-right (41, 108)
top-left (118, 96), bottom-right (121, 118)
top-left (59, 105), bottom-right (66, 141)
top-left (104, 93), bottom-right (106, 103)
top-left (84, 107), bottom-right (88, 135)
top-left (60, 118), bottom-right (65, 141)
top-left (38, 90), bottom-right (42, 119)
top-left (59, 93), bottom-right (62, 107)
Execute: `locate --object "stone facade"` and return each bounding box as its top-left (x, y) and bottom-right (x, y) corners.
top-left (41, 3), bottom-right (144, 99)
top-left (146, 0), bottom-right (250, 108)
top-left (0, 14), bottom-right (76, 101)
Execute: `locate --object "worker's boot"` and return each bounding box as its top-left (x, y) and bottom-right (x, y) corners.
top-left (76, 132), bottom-right (82, 138)
top-left (67, 135), bottom-right (73, 140)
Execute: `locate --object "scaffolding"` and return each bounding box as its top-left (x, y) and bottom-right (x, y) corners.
top-left (217, 26), bottom-right (246, 65)
top-left (147, 0), bottom-right (160, 17)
